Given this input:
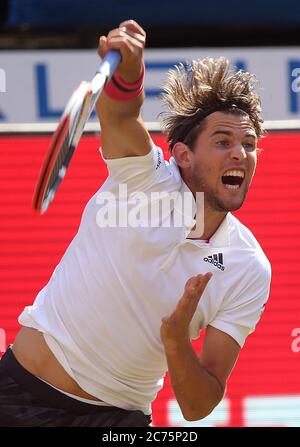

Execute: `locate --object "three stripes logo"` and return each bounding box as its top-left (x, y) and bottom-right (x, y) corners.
top-left (203, 253), bottom-right (225, 271)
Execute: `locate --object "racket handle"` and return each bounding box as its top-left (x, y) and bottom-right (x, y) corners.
top-left (97, 50), bottom-right (122, 80)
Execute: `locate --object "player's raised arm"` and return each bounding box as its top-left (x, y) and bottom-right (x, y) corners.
top-left (96, 20), bottom-right (152, 159)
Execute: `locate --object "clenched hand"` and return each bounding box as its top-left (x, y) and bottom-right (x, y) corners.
top-left (98, 19), bottom-right (146, 83)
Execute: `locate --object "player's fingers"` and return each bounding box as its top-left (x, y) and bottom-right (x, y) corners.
top-left (105, 36), bottom-right (141, 59)
top-left (107, 29), bottom-right (145, 50)
top-left (99, 26), bottom-right (145, 62)
top-left (106, 26), bottom-right (144, 44)
top-left (185, 273), bottom-right (212, 294)
top-left (104, 27), bottom-right (128, 43)
top-left (161, 273), bottom-right (212, 331)
top-left (193, 273), bottom-right (212, 297)
top-left (178, 273), bottom-right (212, 310)
top-left (119, 19), bottom-right (146, 37)
top-left (119, 27), bottom-right (146, 45)
top-left (108, 38), bottom-right (144, 66)
top-left (98, 35), bottom-right (108, 59)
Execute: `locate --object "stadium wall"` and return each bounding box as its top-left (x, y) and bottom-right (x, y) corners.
top-left (0, 48), bottom-right (300, 123)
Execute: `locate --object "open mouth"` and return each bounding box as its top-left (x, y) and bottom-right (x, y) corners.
top-left (221, 169), bottom-right (245, 190)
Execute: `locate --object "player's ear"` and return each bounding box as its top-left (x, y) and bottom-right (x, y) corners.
top-left (172, 142), bottom-right (193, 169)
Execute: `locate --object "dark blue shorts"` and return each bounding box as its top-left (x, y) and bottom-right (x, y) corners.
top-left (0, 347), bottom-right (151, 427)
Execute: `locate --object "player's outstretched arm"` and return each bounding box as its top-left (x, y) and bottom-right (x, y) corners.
top-left (160, 274), bottom-right (241, 421)
top-left (96, 20), bottom-right (152, 159)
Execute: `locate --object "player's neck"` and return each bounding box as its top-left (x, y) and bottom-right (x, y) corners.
top-left (202, 206), bottom-right (227, 241)
top-left (188, 204), bottom-right (227, 241)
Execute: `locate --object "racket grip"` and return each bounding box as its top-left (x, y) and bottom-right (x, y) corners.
top-left (97, 50), bottom-right (122, 80)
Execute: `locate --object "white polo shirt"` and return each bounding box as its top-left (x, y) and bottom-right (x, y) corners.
top-left (19, 142), bottom-right (271, 415)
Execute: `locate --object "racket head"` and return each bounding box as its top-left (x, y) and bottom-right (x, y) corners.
top-left (32, 81), bottom-right (93, 214)
top-left (32, 50), bottom-right (120, 214)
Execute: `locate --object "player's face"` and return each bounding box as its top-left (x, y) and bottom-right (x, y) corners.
top-left (187, 112), bottom-right (258, 212)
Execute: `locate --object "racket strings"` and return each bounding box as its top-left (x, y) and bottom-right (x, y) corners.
top-left (44, 91), bottom-right (92, 202)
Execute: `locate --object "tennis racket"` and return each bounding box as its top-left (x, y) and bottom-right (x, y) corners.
top-left (32, 49), bottom-right (121, 214)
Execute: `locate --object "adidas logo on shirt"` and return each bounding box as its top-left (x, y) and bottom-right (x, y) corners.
top-left (203, 253), bottom-right (225, 271)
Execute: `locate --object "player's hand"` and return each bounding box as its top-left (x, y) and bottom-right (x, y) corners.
top-left (160, 273), bottom-right (213, 349)
top-left (98, 19), bottom-right (146, 83)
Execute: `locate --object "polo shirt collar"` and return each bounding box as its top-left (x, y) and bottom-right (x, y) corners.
top-left (209, 213), bottom-right (231, 248)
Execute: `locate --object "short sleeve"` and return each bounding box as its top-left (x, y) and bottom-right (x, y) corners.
top-left (209, 260), bottom-right (271, 348)
top-left (99, 141), bottom-right (175, 194)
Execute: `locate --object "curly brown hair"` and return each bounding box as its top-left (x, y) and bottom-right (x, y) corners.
top-left (160, 57), bottom-right (265, 150)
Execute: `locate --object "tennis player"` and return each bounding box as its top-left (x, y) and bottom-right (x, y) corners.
top-left (0, 20), bottom-right (271, 427)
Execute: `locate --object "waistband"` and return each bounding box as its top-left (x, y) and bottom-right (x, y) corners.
top-left (0, 347), bottom-right (146, 417)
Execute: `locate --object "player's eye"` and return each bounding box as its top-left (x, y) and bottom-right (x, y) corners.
top-left (243, 142), bottom-right (256, 151)
top-left (216, 140), bottom-right (230, 147)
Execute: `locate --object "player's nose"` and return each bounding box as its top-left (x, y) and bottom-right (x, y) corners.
top-left (229, 143), bottom-right (247, 161)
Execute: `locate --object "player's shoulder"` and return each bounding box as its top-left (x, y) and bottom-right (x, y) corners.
top-left (228, 212), bottom-right (264, 250)
top-left (228, 213), bottom-right (271, 276)
top-left (150, 143), bottom-right (183, 188)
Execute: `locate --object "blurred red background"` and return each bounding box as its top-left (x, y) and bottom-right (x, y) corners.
top-left (0, 132), bottom-right (300, 426)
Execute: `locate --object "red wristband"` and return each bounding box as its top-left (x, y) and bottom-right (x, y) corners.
top-left (104, 63), bottom-right (145, 101)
